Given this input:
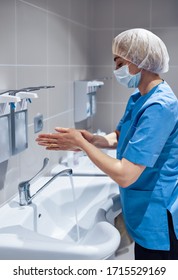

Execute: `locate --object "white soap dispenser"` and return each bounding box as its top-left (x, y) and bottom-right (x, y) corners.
top-left (0, 95), bottom-right (20, 163)
top-left (74, 80), bottom-right (104, 123)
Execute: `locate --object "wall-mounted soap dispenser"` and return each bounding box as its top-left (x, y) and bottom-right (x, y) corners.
top-left (0, 94), bottom-right (20, 163)
top-left (74, 80), bottom-right (104, 124)
top-left (10, 92), bottom-right (38, 155)
top-left (0, 86), bottom-right (54, 159)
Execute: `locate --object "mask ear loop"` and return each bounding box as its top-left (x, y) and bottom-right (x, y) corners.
top-left (127, 62), bottom-right (143, 76)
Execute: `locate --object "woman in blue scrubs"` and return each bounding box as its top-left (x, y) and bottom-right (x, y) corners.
top-left (36, 28), bottom-right (178, 260)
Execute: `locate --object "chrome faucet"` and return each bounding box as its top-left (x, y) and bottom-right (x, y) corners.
top-left (18, 169), bottom-right (72, 206)
top-left (18, 158), bottom-right (73, 206)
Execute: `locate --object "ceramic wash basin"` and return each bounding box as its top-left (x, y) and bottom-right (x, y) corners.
top-left (51, 149), bottom-right (116, 176)
top-left (0, 175), bottom-right (121, 259)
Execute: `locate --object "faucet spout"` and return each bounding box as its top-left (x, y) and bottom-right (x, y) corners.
top-left (18, 168), bottom-right (72, 206)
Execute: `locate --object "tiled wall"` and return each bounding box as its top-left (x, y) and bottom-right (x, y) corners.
top-left (91, 0), bottom-right (178, 133)
top-left (0, 0), bottom-right (93, 205)
top-left (0, 0), bottom-right (178, 205)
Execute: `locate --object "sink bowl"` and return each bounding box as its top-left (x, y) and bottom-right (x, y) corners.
top-left (0, 175), bottom-right (121, 259)
top-left (51, 149), bottom-right (116, 176)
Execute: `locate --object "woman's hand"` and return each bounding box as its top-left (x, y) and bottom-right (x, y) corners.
top-left (36, 127), bottom-right (86, 151)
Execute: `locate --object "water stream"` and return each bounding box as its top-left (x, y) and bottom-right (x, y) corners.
top-left (69, 174), bottom-right (80, 242)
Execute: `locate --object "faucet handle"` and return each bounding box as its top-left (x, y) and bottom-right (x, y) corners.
top-left (28, 157), bottom-right (49, 184)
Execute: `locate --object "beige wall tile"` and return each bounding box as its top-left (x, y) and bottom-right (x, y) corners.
top-left (0, 0), bottom-right (178, 205)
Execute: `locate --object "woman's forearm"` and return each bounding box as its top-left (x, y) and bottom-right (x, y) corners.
top-left (78, 136), bottom-right (145, 187)
top-left (90, 132), bottom-right (119, 149)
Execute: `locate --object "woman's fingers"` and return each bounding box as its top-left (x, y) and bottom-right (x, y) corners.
top-left (55, 127), bottom-right (69, 133)
top-left (36, 127), bottom-right (84, 151)
top-left (36, 133), bottom-right (58, 140)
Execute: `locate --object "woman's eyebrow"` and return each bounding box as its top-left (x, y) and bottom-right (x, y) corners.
top-left (114, 56), bottom-right (119, 62)
top-left (114, 56), bottom-right (123, 62)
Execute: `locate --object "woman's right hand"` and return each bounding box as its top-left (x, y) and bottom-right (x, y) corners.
top-left (79, 129), bottom-right (95, 144)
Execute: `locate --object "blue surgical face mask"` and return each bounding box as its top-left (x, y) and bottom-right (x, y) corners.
top-left (113, 64), bottom-right (142, 88)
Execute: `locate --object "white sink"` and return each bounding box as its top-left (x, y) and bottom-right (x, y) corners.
top-left (51, 149), bottom-right (116, 176)
top-left (0, 175), bottom-right (121, 259)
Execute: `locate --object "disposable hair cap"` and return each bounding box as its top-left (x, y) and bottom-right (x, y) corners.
top-left (112, 28), bottom-right (169, 74)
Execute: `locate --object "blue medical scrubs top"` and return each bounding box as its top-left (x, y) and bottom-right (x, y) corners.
top-left (116, 81), bottom-right (178, 250)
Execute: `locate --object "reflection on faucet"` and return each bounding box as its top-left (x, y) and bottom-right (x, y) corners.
top-left (18, 168), bottom-right (73, 206)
